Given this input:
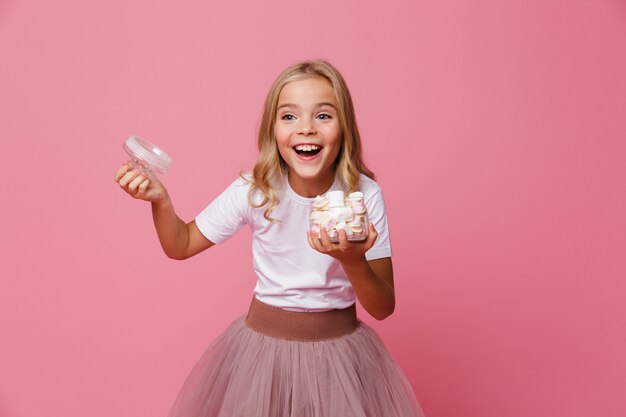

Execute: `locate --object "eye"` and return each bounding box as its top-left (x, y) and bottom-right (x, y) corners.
top-left (281, 114), bottom-right (295, 121)
top-left (316, 113), bottom-right (332, 120)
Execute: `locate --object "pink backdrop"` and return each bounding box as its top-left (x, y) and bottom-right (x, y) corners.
top-left (1, 0), bottom-right (625, 416)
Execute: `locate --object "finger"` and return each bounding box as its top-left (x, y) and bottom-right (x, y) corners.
top-left (128, 173), bottom-right (147, 192)
top-left (370, 222), bottom-right (378, 236)
top-left (337, 228), bottom-right (349, 248)
top-left (118, 170), bottom-right (134, 187)
top-left (310, 230), bottom-right (326, 252)
top-left (113, 163), bottom-right (131, 182)
top-left (365, 222), bottom-right (378, 245)
top-left (319, 227), bottom-right (333, 251)
top-left (307, 231), bottom-right (320, 251)
top-left (118, 170), bottom-right (141, 187)
top-left (137, 178), bottom-right (150, 194)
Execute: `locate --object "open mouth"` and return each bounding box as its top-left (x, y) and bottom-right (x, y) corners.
top-left (293, 144), bottom-right (322, 157)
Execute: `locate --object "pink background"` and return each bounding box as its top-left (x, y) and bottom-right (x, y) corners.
top-left (1, 0), bottom-right (625, 416)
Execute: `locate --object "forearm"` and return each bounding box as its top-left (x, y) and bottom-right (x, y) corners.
top-left (342, 258), bottom-right (395, 320)
top-left (151, 197), bottom-right (189, 260)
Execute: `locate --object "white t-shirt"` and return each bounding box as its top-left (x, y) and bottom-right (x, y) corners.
top-left (194, 173), bottom-right (392, 311)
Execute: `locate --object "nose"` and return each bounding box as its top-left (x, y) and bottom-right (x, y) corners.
top-left (297, 118), bottom-right (317, 136)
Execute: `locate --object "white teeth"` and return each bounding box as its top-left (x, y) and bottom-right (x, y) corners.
top-left (295, 144), bottom-right (321, 151)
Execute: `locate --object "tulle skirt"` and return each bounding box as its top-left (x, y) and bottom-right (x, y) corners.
top-left (167, 297), bottom-right (425, 417)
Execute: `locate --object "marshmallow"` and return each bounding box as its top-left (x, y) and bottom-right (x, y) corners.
top-left (309, 192), bottom-right (368, 242)
top-left (313, 195), bottom-right (329, 210)
top-left (336, 222), bottom-right (354, 237)
top-left (326, 190), bottom-right (345, 208)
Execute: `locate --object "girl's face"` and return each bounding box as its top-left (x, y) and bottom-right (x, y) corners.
top-left (275, 77), bottom-right (342, 197)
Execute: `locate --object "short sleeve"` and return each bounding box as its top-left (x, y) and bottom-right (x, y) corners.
top-left (364, 187), bottom-right (393, 261)
top-left (194, 177), bottom-right (250, 244)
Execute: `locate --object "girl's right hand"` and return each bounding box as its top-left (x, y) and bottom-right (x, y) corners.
top-left (113, 160), bottom-right (169, 203)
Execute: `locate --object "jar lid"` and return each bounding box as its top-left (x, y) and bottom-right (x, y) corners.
top-left (123, 135), bottom-right (172, 174)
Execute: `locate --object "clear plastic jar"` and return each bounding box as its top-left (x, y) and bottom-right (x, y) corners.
top-left (123, 135), bottom-right (172, 174)
top-left (309, 190), bottom-right (369, 243)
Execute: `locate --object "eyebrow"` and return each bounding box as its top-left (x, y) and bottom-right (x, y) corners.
top-left (277, 102), bottom-right (337, 111)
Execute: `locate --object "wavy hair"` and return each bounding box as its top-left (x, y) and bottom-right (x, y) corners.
top-left (246, 60), bottom-right (375, 221)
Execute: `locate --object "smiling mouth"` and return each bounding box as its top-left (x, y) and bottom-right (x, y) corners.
top-left (293, 144), bottom-right (322, 157)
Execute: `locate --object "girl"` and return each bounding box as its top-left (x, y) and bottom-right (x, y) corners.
top-left (114, 60), bottom-right (425, 417)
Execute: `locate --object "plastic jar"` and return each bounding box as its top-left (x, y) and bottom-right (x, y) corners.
top-left (123, 135), bottom-right (172, 174)
top-left (309, 190), bottom-right (369, 243)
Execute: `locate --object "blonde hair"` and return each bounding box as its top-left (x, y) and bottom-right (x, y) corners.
top-left (246, 59), bottom-right (375, 221)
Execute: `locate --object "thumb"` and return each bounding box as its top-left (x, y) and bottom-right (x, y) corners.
top-left (366, 222), bottom-right (378, 244)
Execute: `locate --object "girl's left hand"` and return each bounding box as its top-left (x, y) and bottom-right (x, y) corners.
top-left (307, 223), bottom-right (378, 265)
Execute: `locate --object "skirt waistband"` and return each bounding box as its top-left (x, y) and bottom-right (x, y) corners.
top-left (244, 297), bottom-right (359, 341)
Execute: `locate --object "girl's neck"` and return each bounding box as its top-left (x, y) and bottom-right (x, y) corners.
top-left (287, 170), bottom-right (335, 198)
